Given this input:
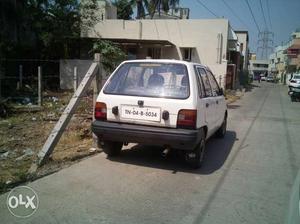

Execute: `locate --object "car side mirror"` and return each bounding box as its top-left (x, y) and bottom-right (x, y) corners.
top-left (218, 88), bottom-right (224, 96)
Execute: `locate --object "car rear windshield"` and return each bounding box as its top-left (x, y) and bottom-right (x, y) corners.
top-left (103, 62), bottom-right (190, 99)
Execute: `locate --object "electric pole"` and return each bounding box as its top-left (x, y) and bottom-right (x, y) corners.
top-left (257, 30), bottom-right (274, 59)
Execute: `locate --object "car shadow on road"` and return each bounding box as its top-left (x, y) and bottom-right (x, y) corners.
top-left (107, 131), bottom-right (237, 175)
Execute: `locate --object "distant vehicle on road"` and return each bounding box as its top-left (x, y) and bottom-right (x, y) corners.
top-left (261, 76), bottom-right (266, 81)
top-left (266, 75), bottom-right (275, 82)
top-left (92, 59), bottom-right (228, 168)
top-left (288, 73), bottom-right (300, 101)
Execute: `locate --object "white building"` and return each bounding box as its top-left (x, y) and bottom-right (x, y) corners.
top-left (79, 1), bottom-right (251, 89)
top-left (235, 31), bottom-right (249, 71)
top-left (268, 29), bottom-right (300, 83)
top-left (248, 59), bottom-right (269, 78)
top-left (82, 18), bottom-right (244, 89)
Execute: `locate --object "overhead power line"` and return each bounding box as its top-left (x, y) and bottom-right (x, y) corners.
top-left (259, 0), bottom-right (268, 30)
top-left (221, 0), bottom-right (250, 30)
top-left (195, 0), bottom-right (218, 18)
top-left (257, 30), bottom-right (274, 59)
top-left (244, 0), bottom-right (260, 33)
top-left (266, 0), bottom-right (273, 30)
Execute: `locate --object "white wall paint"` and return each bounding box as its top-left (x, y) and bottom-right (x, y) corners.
top-left (83, 19), bottom-right (230, 88)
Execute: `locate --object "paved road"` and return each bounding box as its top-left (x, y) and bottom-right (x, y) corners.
top-left (1, 82), bottom-right (300, 224)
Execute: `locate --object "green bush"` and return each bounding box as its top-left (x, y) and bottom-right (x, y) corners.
top-left (91, 40), bottom-right (126, 73)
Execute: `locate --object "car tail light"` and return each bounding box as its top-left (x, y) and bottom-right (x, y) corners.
top-left (177, 109), bottom-right (197, 129)
top-left (95, 102), bottom-right (107, 120)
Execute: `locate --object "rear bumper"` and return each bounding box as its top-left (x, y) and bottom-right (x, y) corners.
top-left (289, 85), bottom-right (300, 92)
top-left (92, 120), bottom-right (201, 150)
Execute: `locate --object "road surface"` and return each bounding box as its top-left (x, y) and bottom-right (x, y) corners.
top-left (1, 82), bottom-right (300, 224)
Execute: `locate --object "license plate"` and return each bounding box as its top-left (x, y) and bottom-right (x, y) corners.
top-left (121, 105), bottom-right (161, 122)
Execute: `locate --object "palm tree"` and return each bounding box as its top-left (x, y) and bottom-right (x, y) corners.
top-left (127, 0), bottom-right (180, 19)
top-left (160, 0), bottom-right (180, 13)
top-left (144, 0), bottom-right (180, 19)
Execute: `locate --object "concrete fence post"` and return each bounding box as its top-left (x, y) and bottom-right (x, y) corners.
top-left (73, 66), bottom-right (78, 92)
top-left (38, 66), bottom-right (42, 107)
top-left (92, 53), bottom-right (102, 148)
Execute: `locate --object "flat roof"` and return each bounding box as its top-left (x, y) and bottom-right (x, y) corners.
top-left (102, 38), bottom-right (174, 46)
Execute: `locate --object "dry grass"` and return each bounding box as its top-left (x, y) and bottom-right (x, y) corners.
top-left (0, 91), bottom-right (98, 193)
top-left (225, 90), bottom-right (243, 104)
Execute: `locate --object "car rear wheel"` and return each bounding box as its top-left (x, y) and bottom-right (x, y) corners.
top-left (216, 114), bottom-right (227, 138)
top-left (185, 129), bottom-right (205, 169)
top-left (291, 96), bottom-right (295, 102)
top-left (101, 141), bottom-right (123, 157)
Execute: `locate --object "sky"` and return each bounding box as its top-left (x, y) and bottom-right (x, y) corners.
top-left (179, 0), bottom-right (300, 56)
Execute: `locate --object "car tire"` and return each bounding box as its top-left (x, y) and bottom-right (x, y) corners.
top-left (185, 128), bottom-right (205, 169)
top-left (216, 114), bottom-right (227, 138)
top-left (101, 141), bottom-right (123, 157)
top-left (291, 95), bottom-right (296, 102)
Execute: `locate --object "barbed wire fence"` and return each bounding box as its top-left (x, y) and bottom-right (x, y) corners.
top-left (0, 59), bottom-right (60, 105)
top-left (0, 58), bottom-right (107, 169)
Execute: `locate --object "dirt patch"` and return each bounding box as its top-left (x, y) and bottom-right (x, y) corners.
top-left (0, 91), bottom-right (100, 193)
top-left (225, 89), bottom-right (244, 104)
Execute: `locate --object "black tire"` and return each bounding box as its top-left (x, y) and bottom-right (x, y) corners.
top-left (291, 96), bottom-right (295, 102)
top-left (101, 141), bottom-right (123, 157)
top-left (216, 114), bottom-right (227, 138)
top-left (185, 129), bottom-right (205, 169)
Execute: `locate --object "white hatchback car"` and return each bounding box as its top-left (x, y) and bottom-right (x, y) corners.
top-left (92, 59), bottom-right (227, 168)
top-left (288, 73), bottom-right (300, 92)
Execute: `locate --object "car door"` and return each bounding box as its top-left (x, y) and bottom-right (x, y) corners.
top-left (195, 66), bottom-right (216, 137)
top-left (206, 70), bottom-right (225, 128)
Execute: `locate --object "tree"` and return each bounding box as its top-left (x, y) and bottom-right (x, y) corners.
top-left (24, 0), bottom-right (83, 59)
top-left (127, 0), bottom-right (180, 19)
top-left (0, 0), bottom-right (101, 59)
top-left (112, 0), bottom-right (134, 20)
top-left (112, 0), bottom-right (179, 21)
top-left (80, 0), bottom-right (100, 35)
top-left (151, 0), bottom-right (180, 18)
top-left (91, 40), bottom-right (126, 72)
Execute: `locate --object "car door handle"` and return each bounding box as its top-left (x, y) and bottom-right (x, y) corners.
top-left (206, 103), bottom-right (209, 108)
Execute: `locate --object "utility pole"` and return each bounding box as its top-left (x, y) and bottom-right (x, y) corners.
top-left (257, 30), bottom-right (274, 60)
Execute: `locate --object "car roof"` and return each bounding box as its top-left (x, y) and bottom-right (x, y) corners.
top-left (121, 59), bottom-right (208, 68)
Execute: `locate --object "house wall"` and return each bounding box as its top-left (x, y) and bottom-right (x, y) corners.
top-left (249, 59), bottom-right (269, 77)
top-left (236, 32), bottom-right (249, 70)
top-left (96, 1), bottom-right (117, 20)
top-left (161, 47), bottom-right (180, 60)
top-left (83, 19), bottom-right (230, 88)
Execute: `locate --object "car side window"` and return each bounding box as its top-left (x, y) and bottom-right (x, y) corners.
top-left (196, 67), bottom-right (213, 97)
top-left (206, 70), bottom-right (220, 96)
top-left (194, 66), bottom-right (205, 98)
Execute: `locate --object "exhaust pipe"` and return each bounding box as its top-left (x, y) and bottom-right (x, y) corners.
top-left (161, 147), bottom-right (171, 157)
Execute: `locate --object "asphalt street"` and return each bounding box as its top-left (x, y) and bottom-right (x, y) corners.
top-left (1, 82), bottom-right (300, 224)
